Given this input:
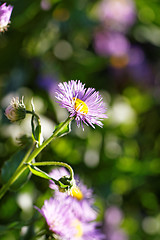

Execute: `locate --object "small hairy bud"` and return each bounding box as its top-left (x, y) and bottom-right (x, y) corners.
top-left (5, 97), bottom-right (26, 122)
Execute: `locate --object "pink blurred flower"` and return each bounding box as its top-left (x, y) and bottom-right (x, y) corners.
top-left (105, 206), bottom-right (123, 227)
top-left (94, 30), bottom-right (130, 57)
top-left (98, 0), bottom-right (136, 32)
top-left (0, 3), bottom-right (13, 32)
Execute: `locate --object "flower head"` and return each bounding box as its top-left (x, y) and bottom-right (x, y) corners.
top-left (55, 80), bottom-right (107, 129)
top-left (49, 168), bottom-right (93, 201)
top-left (0, 3), bottom-right (13, 32)
top-left (5, 97), bottom-right (26, 122)
top-left (36, 197), bottom-right (75, 239)
top-left (36, 196), bottom-right (104, 240)
top-left (49, 167), bottom-right (97, 221)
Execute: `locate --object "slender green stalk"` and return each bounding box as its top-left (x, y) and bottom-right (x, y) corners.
top-left (26, 110), bottom-right (40, 121)
top-left (25, 116), bottom-right (73, 164)
top-left (0, 145), bottom-right (34, 199)
top-left (0, 117), bottom-right (73, 200)
top-left (31, 161), bottom-right (74, 180)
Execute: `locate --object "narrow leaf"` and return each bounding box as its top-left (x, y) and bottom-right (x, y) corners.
top-left (26, 163), bottom-right (53, 180)
top-left (25, 163), bottom-right (69, 189)
top-left (53, 120), bottom-right (71, 137)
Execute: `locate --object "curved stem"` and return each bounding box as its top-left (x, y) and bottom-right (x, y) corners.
top-left (26, 110), bottom-right (40, 122)
top-left (31, 161), bottom-right (74, 180)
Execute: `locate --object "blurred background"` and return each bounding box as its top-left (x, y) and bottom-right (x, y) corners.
top-left (1, 0), bottom-right (160, 239)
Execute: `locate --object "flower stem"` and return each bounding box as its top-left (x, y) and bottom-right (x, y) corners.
top-left (0, 117), bottom-right (73, 200)
top-left (0, 145), bottom-right (34, 199)
top-left (31, 161), bottom-right (74, 180)
top-left (25, 116), bottom-right (73, 164)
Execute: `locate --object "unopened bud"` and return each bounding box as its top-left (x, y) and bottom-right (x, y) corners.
top-left (5, 97), bottom-right (26, 122)
top-left (58, 175), bottom-right (75, 194)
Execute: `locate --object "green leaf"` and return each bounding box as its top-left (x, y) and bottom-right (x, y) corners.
top-left (31, 115), bottom-right (42, 146)
top-left (0, 220), bottom-right (37, 236)
top-left (1, 150), bottom-right (31, 191)
top-left (53, 120), bottom-right (71, 137)
top-left (25, 163), bottom-right (70, 189)
top-left (26, 163), bottom-right (53, 181)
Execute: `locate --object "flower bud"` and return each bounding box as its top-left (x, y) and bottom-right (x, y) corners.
top-left (58, 175), bottom-right (75, 193)
top-left (5, 97), bottom-right (26, 122)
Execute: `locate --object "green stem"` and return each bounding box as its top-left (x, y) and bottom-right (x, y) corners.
top-left (26, 110), bottom-right (40, 122)
top-left (25, 116), bottom-right (73, 164)
top-left (0, 145), bottom-right (34, 199)
top-left (0, 117), bottom-right (73, 200)
top-left (31, 161), bottom-right (74, 180)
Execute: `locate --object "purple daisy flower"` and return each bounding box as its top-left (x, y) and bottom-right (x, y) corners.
top-left (0, 3), bottom-right (13, 32)
top-left (49, 168), bottom-right (93, 200)
top-left (55, 80), bottom-right (107, 129)
top-left (71, 220), bottom-right (104, 240)
top-left (49, 167), bottom-right (97, 221)
top-left (36, 196), bottom-right (104, 240)
top-left (36, 197), bottom-right (75, 239)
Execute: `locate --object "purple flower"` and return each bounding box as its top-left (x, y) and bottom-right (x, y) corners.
top-left (36, 197), bottom-right (75, 239)
top-left (105, 206), bottom-right (123, 227)
top-left (104, 206), bottom-right (128, 240)
top-left (36, 196), bottom-right (104, 239)
top-left (49, 167), bottom-right (97, 221)
top-left (0, 3), bottom-right (13, 32)
top-left (71, 220), bottom-right (104, 240)
top-left (94, 30), bottom-right (130, 57)
top-left (98, 0), bottom-right (136, 32)
top-left (49, 168), bottom-right (93, 200)
top-left (55, 80), bottom-right (107, 129)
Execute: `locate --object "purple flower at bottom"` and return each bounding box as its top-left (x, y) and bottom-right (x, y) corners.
top-left (55, 80), bottom-right (107, 129)
top-left (36, 197), bottom-right (104, 240)
top-left (49, 168), bottom-right (97, 222)
top-left (0, 3), bottom-right (13, 32)
top-left (36, 198), bottom-right (75, 239)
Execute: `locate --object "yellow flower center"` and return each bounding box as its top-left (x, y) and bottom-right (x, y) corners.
top-left (70, 186), bottom-right (84, 201)
top-left (72, 219), bottom-right (83, 238)
top-left (73, 97), bottom-right (88, 114)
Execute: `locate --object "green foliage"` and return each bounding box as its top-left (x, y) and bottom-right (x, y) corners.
top-left (53, 119), bottom-right (72, 137)
top-left (1, 150), bottom-right (30, 191)
top-left (1, 0), bottom-right (160, 239)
